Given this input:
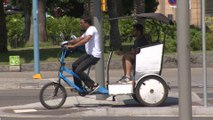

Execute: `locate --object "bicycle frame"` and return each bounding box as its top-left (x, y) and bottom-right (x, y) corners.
top-left (57, 47), bottom-right (109, 94)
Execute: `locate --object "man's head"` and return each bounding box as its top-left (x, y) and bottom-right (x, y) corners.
top-left (80, 16), bottom-right (92, 30)
top-left (132, 23), bottom-right (144, 37)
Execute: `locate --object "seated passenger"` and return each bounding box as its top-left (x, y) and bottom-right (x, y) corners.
top-left (116, 23), bottom-right (149, 83)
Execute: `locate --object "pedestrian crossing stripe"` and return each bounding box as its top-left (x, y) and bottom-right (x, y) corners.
top-left (13, 109), bottom-right (37, 113)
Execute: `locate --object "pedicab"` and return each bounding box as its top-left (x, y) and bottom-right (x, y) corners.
top-left (39, 13), bottom-right (173, 109)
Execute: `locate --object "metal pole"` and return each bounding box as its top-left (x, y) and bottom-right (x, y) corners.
top-left (32, 0), bottom-right (41, 78)
top-left (177, 0), bottom-right (192, 120)
top-left (93, 0), bottom-right (105, 100)
top-left (201, 0), bottom-right (207, 107)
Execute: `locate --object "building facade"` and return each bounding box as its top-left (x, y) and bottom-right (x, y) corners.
top-left (156, 0), bottom-right (213, 27)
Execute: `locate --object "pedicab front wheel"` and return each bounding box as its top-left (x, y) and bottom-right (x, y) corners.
top-left (39, 82), bottom-right (67, 109)
top-left (135, 75), bottom-right (168, 106)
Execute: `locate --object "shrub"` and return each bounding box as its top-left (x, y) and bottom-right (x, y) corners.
top-left (190, 27), bottom-right (202, 51)
top-left (206, 32), bottom-right (213, 50)
top-left (46, 16), bottom-right (81, 43)
top-left (6, 14), bottom-right (210, 53)
top-left (6, 14), bottom-right (25, 48)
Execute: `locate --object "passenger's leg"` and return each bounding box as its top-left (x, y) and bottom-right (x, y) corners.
top-left (122, 53), bottom-right (134, 78)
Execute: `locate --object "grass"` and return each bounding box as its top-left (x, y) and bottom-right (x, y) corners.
top-left (1, 46), bottom-right (60, 65)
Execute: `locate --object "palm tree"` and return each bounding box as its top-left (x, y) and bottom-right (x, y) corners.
top-left (0, 0), bottom-right (8, 53)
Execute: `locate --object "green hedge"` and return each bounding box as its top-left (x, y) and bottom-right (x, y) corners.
top-left (46, 16), bottom-right (81, 43)
top-left (6, 14), bottom-right (213, 52)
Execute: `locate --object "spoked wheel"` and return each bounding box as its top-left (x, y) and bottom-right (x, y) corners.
top-left (135, 75), bottom-right (168, 106)
top-left (39, 82), bottom-right (67, 109)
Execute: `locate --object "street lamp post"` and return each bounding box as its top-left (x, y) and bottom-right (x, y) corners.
top-left (177, 0), bottom-right (192, 120)
top-left (201, 0), bottom-right (208, 107)
top-left (32, 0), bottom-right (41, 79)
top-left (93, 0), bottom-right (105, 100)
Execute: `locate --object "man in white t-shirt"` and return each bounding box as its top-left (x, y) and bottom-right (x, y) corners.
top-left (68, 16), bottom-right (101, 94)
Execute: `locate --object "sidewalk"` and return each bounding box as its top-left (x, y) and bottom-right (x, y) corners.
top-left (1, 68), bottom-right (213, 89)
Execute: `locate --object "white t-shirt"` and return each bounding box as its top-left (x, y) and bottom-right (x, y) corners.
top-left (82, 26), bottom-right (102, 58)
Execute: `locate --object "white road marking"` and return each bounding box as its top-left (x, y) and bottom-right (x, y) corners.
top-left (13, 109), bottom-right (37, 113)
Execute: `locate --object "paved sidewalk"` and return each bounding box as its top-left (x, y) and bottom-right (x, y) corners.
top-left (1, 68), bottom-right (213, 89)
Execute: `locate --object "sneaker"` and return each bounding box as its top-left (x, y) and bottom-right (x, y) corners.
top-left (117, 76), bottom-right (131, 84)
top-left (88, 83), bottom-right (100, 95)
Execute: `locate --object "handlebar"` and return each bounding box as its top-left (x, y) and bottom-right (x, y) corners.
top-left (58, 41), bottom-right (74, 64)
top-left (60, 41), bottom-right (69, 47)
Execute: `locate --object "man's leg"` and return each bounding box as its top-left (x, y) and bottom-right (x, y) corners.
top-left (74, 55), bottom-right (99, 88)
top-left (72, 54), bottom-right (88, 88)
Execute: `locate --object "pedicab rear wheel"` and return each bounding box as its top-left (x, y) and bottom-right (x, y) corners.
top-left (135, 75), bottom-right (168, 106)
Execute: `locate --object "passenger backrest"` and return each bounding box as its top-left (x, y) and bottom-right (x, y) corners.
top-left (135, 43), bottom-right (164, 80)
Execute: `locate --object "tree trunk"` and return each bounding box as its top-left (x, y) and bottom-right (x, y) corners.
top-left (134, 0), bottom-right (145, 23)
top-left (22, 0), bottom-right (31, 42)
top-left (38, 0), bottom-right (47, 42)
top-left (83, 0), bottom-right (91, 16)
top-left (0, 0), bottom-right (8, 53)
top-left (107, 0), bottom-right (121, 50)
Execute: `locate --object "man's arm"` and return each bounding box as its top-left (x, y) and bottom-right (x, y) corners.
top-left (68, 35), bottom-right (92, 49)
top-left (68, 36), bottom-right (83, 44)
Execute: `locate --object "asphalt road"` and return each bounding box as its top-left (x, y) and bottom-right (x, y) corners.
top-left (0, 89), bottom-right (213, 119)
top-left (1, 116), bottom-right (213, 120)
top-left (0, 89), bottom-right (39, 107)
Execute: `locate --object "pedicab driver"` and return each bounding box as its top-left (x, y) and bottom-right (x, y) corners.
top-left (67, 16), bottom-right (101, 94)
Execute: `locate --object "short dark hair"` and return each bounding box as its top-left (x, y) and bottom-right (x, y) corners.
top-left (81, 16), bottom-right (92, 25)
top-left (133, 23), bottom-right (144, 34)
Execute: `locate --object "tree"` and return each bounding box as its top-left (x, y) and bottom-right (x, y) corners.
top-left (145, 0), bottom-right (159, 13)
top-left (19, 0), bottom-right (31, 42)
top-left (0, 0), bottom-right (8, 53)
top-left (38, 0), bottom-right (47, 42)
top-left (134, 0), bottom-right (145, 23)
top-left (134, 0), bottom-right (159, 14)
top-left (46, 0), bottom-right (84, 18)
top-left (28, 0), bottom-right (48, 42)
top-left (107, 0), bottom-right (121, 50)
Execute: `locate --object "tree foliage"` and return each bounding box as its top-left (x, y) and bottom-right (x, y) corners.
top-left (145, 0), bottom-right (159, 13)
top-left (46, 0), bottom-right (84, 18)
top-left (6, 14), bottom-right (25, 48)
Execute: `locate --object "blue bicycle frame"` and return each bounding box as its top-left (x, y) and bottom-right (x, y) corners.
top-left (57, 47), bottom-right (109, 94)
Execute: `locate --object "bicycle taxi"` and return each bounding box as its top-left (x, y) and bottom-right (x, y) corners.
top-left (39, 13), bottom-right (173, 109)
